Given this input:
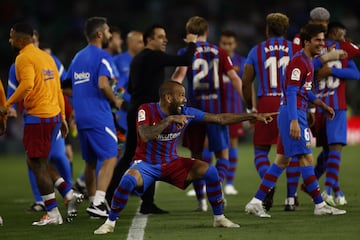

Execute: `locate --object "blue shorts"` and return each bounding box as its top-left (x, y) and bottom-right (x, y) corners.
top-left (326, 110), bottom-right (347, 145)
top-left (206, 124), bottom-right (230, 152)
top-left (78, 126), bottom-right (118, 163)
top-left (278, 105), bottom-right (312, 158)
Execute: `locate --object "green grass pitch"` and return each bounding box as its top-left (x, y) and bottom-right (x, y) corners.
top-left (0, 143), bottom-right (359, 240)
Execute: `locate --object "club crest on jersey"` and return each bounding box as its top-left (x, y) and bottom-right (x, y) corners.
top-left (138, 109), bottom-right (146, 122)
top-left (291, 68), bottom-right (301, 81)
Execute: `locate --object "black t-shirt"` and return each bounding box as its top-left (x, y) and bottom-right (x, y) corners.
top-left (128, 42), bottom-right (196, 109)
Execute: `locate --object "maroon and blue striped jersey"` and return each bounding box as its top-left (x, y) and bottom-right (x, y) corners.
top-left (293, 33), bottom-right (360, 58)
top-left (223, 53), bottom-right (246, 114)
top-left (134, 102), bottom-right (205, 164)
top-left (315, 40), bottom-right (350, 110)
top-left (179, 41), bottom-right (233, 113)
top-left (246, 37), bottom-right (295, 97)
top-left (283, 50), bottom-right (314, 111)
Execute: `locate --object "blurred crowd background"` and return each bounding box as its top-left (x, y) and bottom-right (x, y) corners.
top-left (1, 0), bottom-right (360, 152)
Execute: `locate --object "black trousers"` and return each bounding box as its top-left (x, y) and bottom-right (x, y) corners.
top-left (106, 107), bottom-right (155, 205)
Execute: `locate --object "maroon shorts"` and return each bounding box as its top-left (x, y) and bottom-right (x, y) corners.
top-left (311, 112), bottom-right (327, 147)
top-left (23, 122), bottom-right (59, 159)
top-left (276, 134), bottom-right (284, 154)
top-left (253, 96), bottom-right (280, 145)
top-left (229, 122), bottom-right (244, 138)
top-left (161, 157), bottom-right (198, 190)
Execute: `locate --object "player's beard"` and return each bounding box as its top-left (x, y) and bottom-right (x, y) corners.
top-left (102, 41), bottom-right (109, 49)
top-left (169, 102), bottom-right (180, 115)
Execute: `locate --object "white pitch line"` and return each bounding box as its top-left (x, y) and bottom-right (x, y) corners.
top-left (126, 182), bottom-right (161, 240)
top-left (126, 205), bottom-right (148, 240)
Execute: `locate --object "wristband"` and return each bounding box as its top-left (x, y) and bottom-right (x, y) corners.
top-left (246, 108), bottom-right (256, 113)
top-left (308, 108), bottom-right (316, 113)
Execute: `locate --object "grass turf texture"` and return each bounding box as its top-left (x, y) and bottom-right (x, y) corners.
top-left (0, 143), bottom-right (359, 240)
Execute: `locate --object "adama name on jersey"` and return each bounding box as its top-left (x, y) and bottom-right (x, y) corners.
top-left (264, 44), bottom-right (289, 53)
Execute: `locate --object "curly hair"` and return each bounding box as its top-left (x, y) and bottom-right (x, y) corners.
top-left (266, 13), bottom-right (289, 37)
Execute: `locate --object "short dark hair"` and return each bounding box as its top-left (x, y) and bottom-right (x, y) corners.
top-left (327, 21), bottom-right (346, 34)
top-left (12, 23), bottom-right (34, 36)
top-left (84, 17), bottom-right (107, 41)
top-left (110, 26), bottom-right (121, 35)
top-left (143, 24), bottom-right (164, 45)
top-left (220, 30), bottom-right (237, 40)
top-left (300, 23), bottom-right (326, 47)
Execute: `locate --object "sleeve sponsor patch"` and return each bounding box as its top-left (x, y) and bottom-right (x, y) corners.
top-left (138, 109), bottom-right (146, 122)
top-left (291, 68), bottom-right (301, 81)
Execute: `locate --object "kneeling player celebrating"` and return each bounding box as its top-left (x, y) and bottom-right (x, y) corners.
top-left (94, 80), bottom-right (276, 234)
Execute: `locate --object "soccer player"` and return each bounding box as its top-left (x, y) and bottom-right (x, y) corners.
top-left (172, 16), bottom-right (243, 211)
top-left (105, 30), bottom-right (144, 205)
top-left (72, 25), bottom-right (124, 198)
top-left (93, 80), bottom-right (277, 234)
top-left (0, 22), bottom-right (68, 225)
top-left (245, 23), bottom-right (347, 218)
top-left (105, 26), bottom-right (123, 56)
top-left (6, 31), bottom-right (82, 218)
top-left (242, 13), bottom-right (297, 210)
top-left (0, 80), bottom-right (6, 136)
top-left (218, 30), bottom-right (247, 195)
top-left (292, 7), bottom-right (330, 49)
top-left (66, 17), bottom-right (123, 218)
top-left (7, 62), bottom-right (83, 221)
top-left (312, 21), bottom-right (360, 206)
top-left (107, 24), bottom-right (197, 214)
top-left (293, 7), bottom-right (360, 58)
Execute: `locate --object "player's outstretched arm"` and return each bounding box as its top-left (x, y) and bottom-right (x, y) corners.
top-left (254, 112), bottom-right (278, 124)
top-left (203, 112), bottom-right (277, 125)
